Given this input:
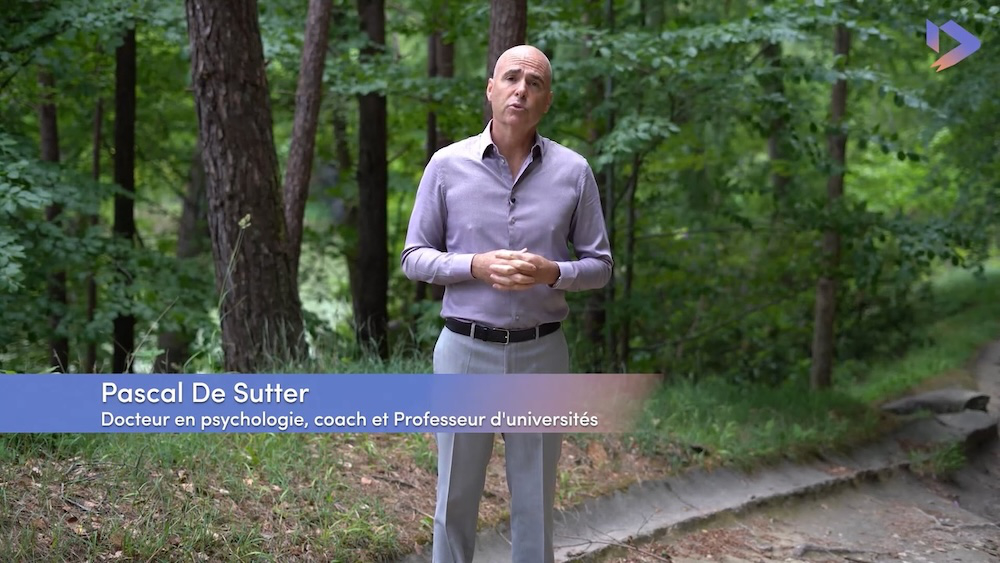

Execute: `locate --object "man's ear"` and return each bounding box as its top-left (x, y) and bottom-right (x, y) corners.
top-left (545, 90), bottom-right (553, 112)
top-left (486, 77), bottom-right (494, 102)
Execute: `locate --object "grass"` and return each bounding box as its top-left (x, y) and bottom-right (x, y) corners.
top-left (0, 433), bottom-right (407, 562)
top-left (3, 265), bottom-right (1000, 561)
top-left (631, 378), bottom-right (885, 469)
top-left (631, 265), bottom-right (1000, 470)
top-left (907, 440), bottom-right (968, 481)
top-left (848, 267), bottom-right (1000, 403)
top-left (0, 434), bottom-right (414, 561)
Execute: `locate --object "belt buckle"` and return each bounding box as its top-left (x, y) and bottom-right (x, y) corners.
top-left (498, 328), bottom-right (510, 345)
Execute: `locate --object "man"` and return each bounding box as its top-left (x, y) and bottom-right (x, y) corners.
top-left (401, 44), bottom-right (613, 563)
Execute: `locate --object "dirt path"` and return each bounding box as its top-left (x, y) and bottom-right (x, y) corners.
top-left (598, 472), bottom-right (999, 562)
top-left (595, 341), bottom-right (1000, 563)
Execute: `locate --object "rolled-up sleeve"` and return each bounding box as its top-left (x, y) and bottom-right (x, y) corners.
top-left (551, 165), bottom-right (613, 291)
top-left (400, 156), bottom-right (477, 285)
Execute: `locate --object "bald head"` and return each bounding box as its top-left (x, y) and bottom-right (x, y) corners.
top-left (492, 45), bottom-right (552, 87)
top-left (487, 44), bottom-right (554, 133)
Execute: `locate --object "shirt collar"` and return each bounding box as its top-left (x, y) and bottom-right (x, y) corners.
top-left (478, 120), bottom-right (545, 160)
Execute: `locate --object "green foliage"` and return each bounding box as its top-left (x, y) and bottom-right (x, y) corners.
top-left (0, 132), bottom-right (215, 371)
top-left (1, 0), bottom-right (998, 383)
top-left (635, 266), bottom-right (1000, 470)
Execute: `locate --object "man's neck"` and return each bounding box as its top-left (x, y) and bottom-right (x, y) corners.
top-left (490, 121), bottom-right (535, 161)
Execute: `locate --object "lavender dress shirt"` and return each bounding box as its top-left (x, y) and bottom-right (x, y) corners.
top-left (401, 124), bottom-right (613, 330)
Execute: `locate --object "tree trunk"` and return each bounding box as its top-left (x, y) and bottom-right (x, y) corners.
top-left (112, 28), bottom-right (137, 374)
top-left (580, 5), bottom-right (607, 371)
top-left (38, 70), bottom-right (69, 372)
top-left (762, 42), bottom-right (791, 212)
top-left (284, 0), bottom-right (333, 279)
top-left (416, 30), bottom-right (438, 305)
top-left (331, 97), bottom-right (363, 315)
top-left (352, 0), bottom-right (389, 358)
top-left (186, 0), bottom-right (306, 372)
top-left (810, 24), bottom-right (850, 390)
top-left (429, 29), bottom-right (452, 303)
top-left (417, 18), bottom-right (453, 303)
top-left (484, 0), bottom-right (527, 124)
top-left (602, 0), bottom-right (617, 371)
top-left (85, 97), bottom-right (102, 372)
top-left (582, 150), bottom-right (608, 369)
top-left (619, 154), bottom-right (642, 371)
top-left (153, 148), bottom-right (209, 373)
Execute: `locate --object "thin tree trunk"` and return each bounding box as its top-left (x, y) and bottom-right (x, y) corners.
top-left (762, 42), bottom-right (791, 213)
top-left (353, 0), bottom-right (389, 358)
top-left (333, 102), bottom-right (352, 178)
top-left (38, 70), bottom-right (69, 372)
top-left (642, 0), bottom-right (665, 28)
top-left (619, 154), bottom-right (642, 371)
top-left (284, 0), bottom-right (333, 279)
top-left (85, 97), bottom-right (102, 372)
top-left (603, 0), bottom-right (616, 371)
top-left (810, 24), bottom-right (850, 390)
top-left (416, 31), bottom-right (439, 305)
top-left (433, 27), bottom-right (454, 148)
top-left (429, 31), bottom-right (453, 303)
top-left (112, 28), bottom-right (137, 374)
top-left (417, 22), bottom-right (452, 303)
top-left (484, 0), bottom-right (527, 124)
top-left (153, 148), bottom-right (208, 373)
top-left (580, 5), bottom-right (606, 371)
top-left (186, 0), bottom-right (306, 372)
top-left (332, 97), bottom-right (361, 308)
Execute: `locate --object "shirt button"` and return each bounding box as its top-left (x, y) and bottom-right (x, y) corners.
top-left (515, 315), bottom-right (520, 320)
top-left (510, 218), bottom-right (516, 225)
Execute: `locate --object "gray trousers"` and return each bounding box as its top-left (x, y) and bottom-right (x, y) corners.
top-left (432, 326), bottom-right (568, 563)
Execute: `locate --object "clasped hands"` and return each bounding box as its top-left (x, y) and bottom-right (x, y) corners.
top-left (472, 248), bottom-right (559, 291)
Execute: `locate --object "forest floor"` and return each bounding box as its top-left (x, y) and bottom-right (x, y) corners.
top-left (0, 428), bottom-right (699, 561)
top-left (0, 370), bottom-right (983, 562)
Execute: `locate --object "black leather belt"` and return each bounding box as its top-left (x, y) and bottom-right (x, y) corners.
top-left (445, 318), bottom-right (561, 345)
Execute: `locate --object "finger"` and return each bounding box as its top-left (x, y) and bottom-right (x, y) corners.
top-left (489, 264), bottom-right (518, 275)
top-left (494, 250), bottom-right (519, 260)
top-left (490, 273), bottom-right (536, 286)
top-left (490, 261), bottom-right (535, 275)
top-left (496, 251), bottom-right (528, 262)
top-left (511, 272), bottom-right (536, 284)
top-left (506, 259), bottom-right (537, 272)
top-left (490, 273), bottom-right (517, 286)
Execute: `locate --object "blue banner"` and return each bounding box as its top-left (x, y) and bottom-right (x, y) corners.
top-left (0, 373), bottom-right (659, 433)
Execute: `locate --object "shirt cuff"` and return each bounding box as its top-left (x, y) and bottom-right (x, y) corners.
top-left (550, 261), bottom-right (575, 290)
top-left (452, 253), bottom-right (477, 283)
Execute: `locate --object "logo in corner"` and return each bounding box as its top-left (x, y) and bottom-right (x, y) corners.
top-left (926, 20), bottom-right (981, 72)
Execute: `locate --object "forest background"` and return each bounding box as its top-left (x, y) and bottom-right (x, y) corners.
top-left (1, 0), bottom-right (999, 560)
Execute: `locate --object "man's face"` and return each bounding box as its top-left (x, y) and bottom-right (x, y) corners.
top-left (486, 47), bottom-right (553, 130)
